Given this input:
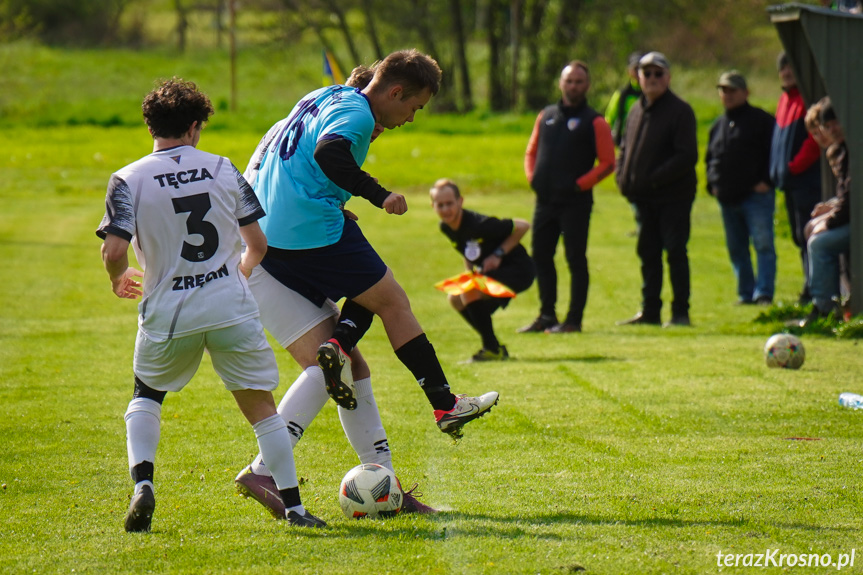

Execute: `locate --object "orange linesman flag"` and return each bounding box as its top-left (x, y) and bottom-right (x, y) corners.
top-left (434, 271), bottom-right (516, 298)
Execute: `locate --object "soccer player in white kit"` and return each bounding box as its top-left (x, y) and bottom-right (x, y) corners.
top-left (97, 78), bottom-right (324, 531)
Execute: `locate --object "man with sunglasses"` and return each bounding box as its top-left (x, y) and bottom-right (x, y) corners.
top-left (615, 52), bottom-right (698, 327)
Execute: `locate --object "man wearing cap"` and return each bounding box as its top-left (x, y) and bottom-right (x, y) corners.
top-left (606, 51), bottom-right (645, 237)
top-left (769, 52), bottom-right (821, 303)
top-left (615, 51), bottom-right (698, 327)
top-left (706, 70), bottom-right (777, 305)
top-left (605, 51), bottom-right (644, 147)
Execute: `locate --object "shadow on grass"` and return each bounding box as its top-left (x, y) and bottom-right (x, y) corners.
top-left (509, 355), bottom-right (621, 364)
top-left (318, 511), bottom-right (854, 540)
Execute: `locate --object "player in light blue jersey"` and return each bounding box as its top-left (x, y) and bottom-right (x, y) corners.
top-left (251, 50), bottom-right (499, 439)
top-left (253, 85), bottom-right (376, 249)
top-left (235, 65), bottom-right (437, 517)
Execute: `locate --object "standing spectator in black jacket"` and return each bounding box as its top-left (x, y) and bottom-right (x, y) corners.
top-left (705, 71), bottom-right (777, 305)
top-left (615, 52), bottom-right (698, 327)
top-left (518, 60), bottom-right (615, 334)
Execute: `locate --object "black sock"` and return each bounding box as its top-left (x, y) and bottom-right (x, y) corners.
top-left (457, 308), bottom-right (476, 329)
top-left (331, 300), bottom-right (374, 354)
top-left (464, 301), bottom-right (499, 351)
top-left (279, 486), bottom-right (301, 509)
top-left (394, 334), bottom-right (455, 411)
top-left (131, 461), bottom-right (154, 484)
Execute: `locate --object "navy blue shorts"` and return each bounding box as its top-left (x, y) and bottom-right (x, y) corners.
top-left (260, 218), bottom-right (388, 307)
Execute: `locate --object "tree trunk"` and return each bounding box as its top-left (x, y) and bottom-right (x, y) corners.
top-left (522, 0), bottom-right (550, 110)
top-left (325, 0), bottom-right (361, 68)
top-left (486, 0), bottom-right (508, 111)
top-left (283, 0), bottom-right (347, 77)
top-left (360, 0), bottom-right (384, 60)
top-left (229, 0), bottom-right (236, 111)
top-left (215, 0), bottom-right (225, 49)
top-left (540, 0), bottom-right (582, 95)
top-left (174, 0), bottom-right (188, 53)
top-left (510, 0), bottom-right (521, 110)
top-left (409, 0), bottom-right (457, 111)
top-left (449, 0), bottom-right (473, 111)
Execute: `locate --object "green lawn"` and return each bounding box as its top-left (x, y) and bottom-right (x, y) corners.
top-left (2, 42), bottom-right (862, 575)
top-left (2, 122), bottom-right (862, 575)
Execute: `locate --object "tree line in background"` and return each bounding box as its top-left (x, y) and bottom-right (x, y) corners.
top-left (2, 0), bottom-right (787, 112)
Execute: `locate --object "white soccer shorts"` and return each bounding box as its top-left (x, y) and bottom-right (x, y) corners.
top-left (246, 265), bottom-right (339, 349)
top-left (133, 318), bottom-right (279, 393)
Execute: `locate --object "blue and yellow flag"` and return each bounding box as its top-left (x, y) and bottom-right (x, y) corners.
top-left (323, 50), bottom-right (344, 86)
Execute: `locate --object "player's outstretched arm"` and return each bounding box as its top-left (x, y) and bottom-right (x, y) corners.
top-left (101, 233), bottom-right (142, 299)
top-left (238, 221), bottom-right (267, 278)
top-left (381, 192), bottom-right (407, 215)
top-left (313, 138), bottom-right (392, 209)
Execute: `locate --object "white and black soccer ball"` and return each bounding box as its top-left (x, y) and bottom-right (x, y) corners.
top-left (338, 463), bottom-right (403, 519)
top-left (764, 333), bottom-right (805, 369)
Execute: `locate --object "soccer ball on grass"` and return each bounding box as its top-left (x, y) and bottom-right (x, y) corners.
top-left (764, 333), bottom-right (805, 369)
top-left (338, 463), bottom-right (403, 519)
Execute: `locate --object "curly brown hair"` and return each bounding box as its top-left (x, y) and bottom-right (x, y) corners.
top-left (142, 77), bottom-right (214, 139)
top-left (346, 64), bottom-right (376, 89)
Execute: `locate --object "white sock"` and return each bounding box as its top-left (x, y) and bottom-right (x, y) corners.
top-left (253, 414), bottom-right (298, 491)
top-left (338, 377), bottom-right (394, 473)
top-left (287, 503), bottom-right (307, 516)
top-left (250, 367), bottom-right (329, 476)
top-left (124, 397), bottom-right (161, 475)
top-left (134, 480), bottom-right (154, 496)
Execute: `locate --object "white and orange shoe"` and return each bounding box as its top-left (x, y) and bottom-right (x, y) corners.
top-left (434, 392), bottom-right (499, 438)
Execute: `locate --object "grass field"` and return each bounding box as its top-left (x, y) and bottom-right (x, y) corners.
top-left (2, 43), bottom-right (863, 574)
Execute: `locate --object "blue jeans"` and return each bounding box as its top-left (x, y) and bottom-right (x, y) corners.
top-left (719, 191), bottom-right (776, 301)
top-left (783, 186), bottom-right (821, 296)
top-left (807, 224), bottom-right (850, 312)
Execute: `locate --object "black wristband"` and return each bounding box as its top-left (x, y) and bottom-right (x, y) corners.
top-left (493, 247), bottom-right (505, 258)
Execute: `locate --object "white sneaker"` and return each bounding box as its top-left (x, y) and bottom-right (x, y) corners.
top-left (317, 339), bottom-right (357, 410)
top-left (434, 392), bottom-right (499, 437)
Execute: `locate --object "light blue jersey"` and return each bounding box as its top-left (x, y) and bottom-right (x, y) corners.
top-left (253, 86), bottom-right (375, 249)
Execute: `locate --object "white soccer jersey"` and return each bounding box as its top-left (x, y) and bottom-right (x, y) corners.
top-left (97, 145), bottom-right (265, 341)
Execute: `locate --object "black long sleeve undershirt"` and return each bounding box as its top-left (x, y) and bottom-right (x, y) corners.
top-left (313, 137), bottom-right (391, 208)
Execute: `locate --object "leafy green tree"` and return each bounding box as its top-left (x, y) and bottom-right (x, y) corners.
top-left (1, 0), bottom-right (131, 45)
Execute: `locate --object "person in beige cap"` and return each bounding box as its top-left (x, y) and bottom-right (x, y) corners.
top-left (615, 52), bottom-right (698, 327)
top-left (706, 70), bottom-right (777, 306)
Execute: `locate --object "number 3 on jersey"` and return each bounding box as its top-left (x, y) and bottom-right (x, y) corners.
top-left (172, 192), bottom-right (219, 262)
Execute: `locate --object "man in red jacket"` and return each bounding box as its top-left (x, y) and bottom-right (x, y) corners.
top-left (769, 52), bottom-right (822, 303)
top-left (519, 60), bottom-right (615, 334)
